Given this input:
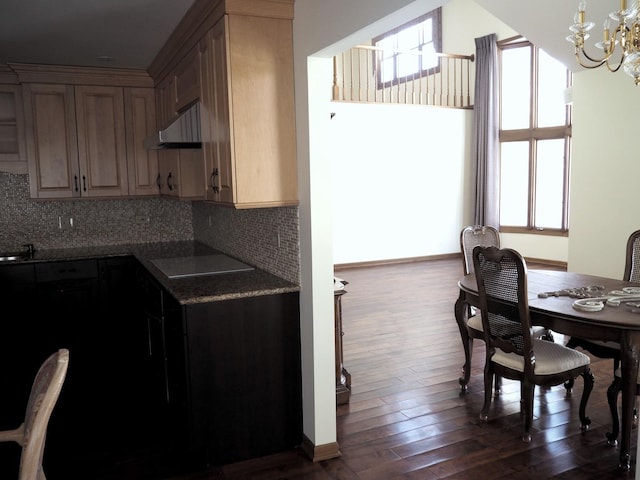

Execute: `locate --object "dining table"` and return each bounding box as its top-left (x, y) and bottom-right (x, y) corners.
top-left (455, 268), bottom-right (640, 472)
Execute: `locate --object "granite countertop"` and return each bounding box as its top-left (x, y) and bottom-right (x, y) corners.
top-left (10, 241), bottom-right (299, 305)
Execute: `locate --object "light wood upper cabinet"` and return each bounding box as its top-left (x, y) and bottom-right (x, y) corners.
top-left (0, 84), bottom-right (27, 174)
top-left (23, 79), bottom-right (159, 199)
top-left (124, 87), bottom-right (159, 196)
top-left (157, 148), bottom-right (204, 199)
top-left (199, 14), bottom-right (297, 208)
top-left (155, 74), bottom-right (177, 129)
top-left (175, 47), bottom-right (201, 113)
top-left (200, 21), bottom-right (233, 204)
top-left (23, 83), bottom-right (80, 199)
top-left (74, 85), bottom-right (129, 197)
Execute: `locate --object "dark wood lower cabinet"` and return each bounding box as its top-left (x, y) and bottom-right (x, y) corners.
top-left (186, 292), bottom-right (303, 466)
top-left (0, 257), bottom-right (302, 479)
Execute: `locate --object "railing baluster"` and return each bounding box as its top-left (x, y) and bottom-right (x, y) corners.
top-left (334, 45), bottom-right (474, 108)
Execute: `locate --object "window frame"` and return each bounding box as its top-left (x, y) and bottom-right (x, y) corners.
top-left (497, 36), bottom-right (573, 236)
top-left (372, 8), bottom-right (442, 90)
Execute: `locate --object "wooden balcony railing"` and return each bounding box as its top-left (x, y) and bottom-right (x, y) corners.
top-left (332, 45), bottom-right (475, 109)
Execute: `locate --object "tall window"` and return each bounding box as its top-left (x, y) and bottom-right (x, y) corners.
top-left (373, 9), bottom-right (442, 88)
top-left (498, 36), bottom-right (572, 234)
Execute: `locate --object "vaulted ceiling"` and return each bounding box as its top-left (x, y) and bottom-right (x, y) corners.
top-left (0, 0), bottom-right (607, 72)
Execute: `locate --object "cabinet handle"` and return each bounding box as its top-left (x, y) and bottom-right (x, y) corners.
top-left (147, 317), bottom-right (152, 355)
top-left (156, 174), bottom-right (162, 192)
top-left (74, 175), bottom-right (79, 192)
top-left (210, 168), bottom-right (220, 194)
top-left (82, 175), bottom-right (87, 192)
top-left (167, 172), bottom-right (174, 191)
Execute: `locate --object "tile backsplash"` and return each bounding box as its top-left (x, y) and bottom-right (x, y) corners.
top-left (192, 201), bottom-right (300, 284)
top-left (0, 172), bottom-right (300, 283)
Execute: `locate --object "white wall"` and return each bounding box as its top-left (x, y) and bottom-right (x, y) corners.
top-left (568, 67), bottom-right (640, 279)
top-left (330, 0), bottom-right (542, 266)
top-left (331, 102), bottom-right (471, 264)
top-left (294, 0), bottom-right (446, 453)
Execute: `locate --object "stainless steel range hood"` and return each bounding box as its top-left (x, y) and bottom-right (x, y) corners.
top-left (144, 102), bottom-right (202, 149)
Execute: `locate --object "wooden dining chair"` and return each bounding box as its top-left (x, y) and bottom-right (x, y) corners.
top-left (564, 229), bottom-right (640, 391)
top-left (457, 225), bottom-right (552, 393)
top-left (0, 349), bottom-right (69, 480)
top-left (473, 246), bottom-right (593, 443)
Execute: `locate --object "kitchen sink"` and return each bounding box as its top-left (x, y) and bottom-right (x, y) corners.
top-left (0, 243), bottom-right (35, 262)
top-left (0, 254), bottom-right (28, 262)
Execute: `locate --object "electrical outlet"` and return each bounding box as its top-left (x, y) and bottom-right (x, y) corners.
top-left (58, 215), bottom-right (74, 230)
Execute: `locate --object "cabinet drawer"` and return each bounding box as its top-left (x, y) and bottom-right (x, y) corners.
top-left (0, 263), bottom-right (35, 285)
top-left (35, 259), bottom-right (99, 282)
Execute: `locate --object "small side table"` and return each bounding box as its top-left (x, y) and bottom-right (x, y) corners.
top-left (334, 277), bottom-right (351, 405)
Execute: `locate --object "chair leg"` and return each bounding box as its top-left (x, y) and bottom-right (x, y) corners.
top-left (479, 362), bottom-right (493, 422)
top-left (456, 303), bottom-right (474, 393)
top-left (521, 380), bottom-right (535, 443)
top-left (564, 378), bottom-right (574, 393)
top-left (459, 335), bottom-right (473, 393)
top-left (578, 369), bottom-right (593, 431)
top-left (606, 376), bottom-right (623, 446)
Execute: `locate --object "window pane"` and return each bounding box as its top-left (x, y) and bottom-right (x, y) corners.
top-left (376, 36), bottom-right (395, 58)
top-left (534, 139), bottom-right (566, 229)
top-left (397, 24), bottom-right (419, 50)
top-left (421, 42), bottom-right (438, 70)
top-left (538, 50), bottom-right (568, 127)
top-left (397, 48), bottom-right (419, 77)
top-left (380, 57), bottom-right (395, 83)
top-left (422, 18), bottom-right (433, 42)
top-left (500, 142), bottom-right (529, 226)
top-left (501, 47), bottom-right (531, 130)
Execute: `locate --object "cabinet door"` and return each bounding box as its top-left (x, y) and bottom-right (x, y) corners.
top-left (200, 20), bottom-right (234, 204)
top-left (124, 87), bottom-right (159, 196)
top-left (158, 147), bottom-right (204, 199)
top-left (74, 85), bottom-right (129, 197)
top-left (186, 292), bottom-right (302, 465)
top-left (158, 149), bottom-right (180, 197)
top-left (200, 15), bottom-right (298, 208)
top-left (227, 14), bottom-right (297, 207)
top-left (175, 46), bottom-right (201, 113)
top-left (0, 84), bottom-right (27, 174)
top-left (23, 83), bottom-right (80, 199)
top-left (156, 74), bottom-right (177, 129)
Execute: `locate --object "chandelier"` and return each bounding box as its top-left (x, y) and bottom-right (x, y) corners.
top-left (566, 0), bottom-right (640, 84)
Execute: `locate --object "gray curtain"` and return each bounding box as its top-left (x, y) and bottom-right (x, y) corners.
top-left (472, 33), bottom-right (499, 228)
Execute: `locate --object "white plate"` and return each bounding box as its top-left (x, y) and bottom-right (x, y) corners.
top-left (572, 299), bottom-right (605, 312)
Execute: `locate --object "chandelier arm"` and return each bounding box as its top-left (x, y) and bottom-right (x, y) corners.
top-left (606, 56), bottom-right (625, 72)
top-left (578, 46), bottom-right (609, 64)
top-left (575, 50), bottom-right (607, 69)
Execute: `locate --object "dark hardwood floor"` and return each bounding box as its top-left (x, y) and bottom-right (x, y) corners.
top-left (165, 258), bottom-right (636, 479)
